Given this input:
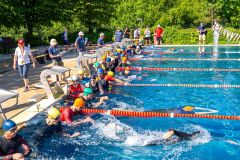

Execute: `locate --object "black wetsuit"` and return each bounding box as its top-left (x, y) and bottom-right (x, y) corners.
top-left (146, 130), bottom-right (200, 146)
top-left (26, 118), bottom-right (62, 146)
top-left (0, 135), bottom-right (31, 159)
top-left (89, 82), bottom-right (99, 93)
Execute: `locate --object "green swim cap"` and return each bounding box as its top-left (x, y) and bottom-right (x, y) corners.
top-left (93, 62), bottom-right (100, 68)
top-left (84, 88), bottom-right (93, 96)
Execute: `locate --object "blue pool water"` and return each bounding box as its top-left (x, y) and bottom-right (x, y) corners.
top-left (24, 46), bottom-right (240, 160)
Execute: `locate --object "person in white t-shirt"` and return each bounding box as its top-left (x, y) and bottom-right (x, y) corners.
top-left (144, 26), bottom-right (151, 45)
top-left (13, 39), bottom-right (37, 92)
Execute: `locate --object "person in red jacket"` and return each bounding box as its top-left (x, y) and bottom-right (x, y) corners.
top-left (154, 25), bottom-right (164, 45)
top-left (60, 97), bottom-right (94, 125)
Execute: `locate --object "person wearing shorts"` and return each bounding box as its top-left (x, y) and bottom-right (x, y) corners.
top-left (13, 39), bottom-right (37, 92)
top-left (197, 22), bottom-right (207, 53)
top-left (154, 25), bottom-right (164, 45)
top-left (144, 26), bottom-right (151, 45)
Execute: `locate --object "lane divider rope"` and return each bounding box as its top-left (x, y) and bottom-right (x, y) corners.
top-left (115, 83), bottom-right (240, 88)
top-left (116, 67), bottom-right (240, 72)
top-left (81, 109), bottom-right (240, 120)
top-left (142, 51), bottom-right (240, 54)
top-left (129, 58), bottom-right (240, 61)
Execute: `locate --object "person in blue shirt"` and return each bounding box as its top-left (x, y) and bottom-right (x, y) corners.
top-left (75, 31), bottom-right (85, 56)
top-left (97, 33), bottom-right (105, 48)
top-left (48, 39), bottom-right (64, 66)
top-left (75, 31), bottom-right (86, 70)
top-left (115, 27), bottom-right (123, 42)
top-left (62, 28), bottom-right (69, 50)
top-left (62, 28), bottom-right (68, 45)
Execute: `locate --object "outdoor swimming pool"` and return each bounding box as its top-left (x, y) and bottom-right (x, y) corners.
top-left (23, 45), bottom-right (240, 160)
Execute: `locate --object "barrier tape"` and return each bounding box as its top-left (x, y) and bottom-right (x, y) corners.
top-left (142, 51), bottom-right (240, 55)
top-left (81, 109), bottom-right (240, 120)
top-left (129, 58), bottom-right (240, 61)
top-left (116, 67), bottom-right (240, 72)
top-left (116, 83), bottom-right (240, 88)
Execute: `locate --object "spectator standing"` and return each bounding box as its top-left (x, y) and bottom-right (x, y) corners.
top-left (75, 31), bottom-right (87, 71)
top-left (134, 28), bottom-right (140, 39)
top-left (144, 26), bottom-right (151, 45)
top-left (62, 28), bottom-right (69, 50)
top-left (212, 19), bottom-right (220, 45)
top-left (48, 39), bottom-right (64, 67)
top-left (13, 39), bottom-right (37, 92)
top-left (97, 33), bottom-right (105, 48)
top-left (154, 25), bottom-right (164, 45)
top-left (114, 27), bottom-right (123, 42)
top-left (197, 22), bottom-right (207, 53)
top-left (124, 27), bottom-right (130, 38)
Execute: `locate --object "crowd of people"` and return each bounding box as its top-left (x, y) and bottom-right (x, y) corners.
top-left (3, 21), bottom-right (225, 159)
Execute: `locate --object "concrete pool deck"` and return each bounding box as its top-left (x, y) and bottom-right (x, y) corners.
top-left (0, 49), bottom-right (88, 124)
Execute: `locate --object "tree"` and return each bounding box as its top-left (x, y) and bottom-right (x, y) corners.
top-left (0, 0), bottom-right (75, 39)
top-left (73, 0), bottom-right (116, 33)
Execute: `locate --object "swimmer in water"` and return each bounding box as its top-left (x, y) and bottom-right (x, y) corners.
top-left (146, 129), bottom-right (201, 146)
top-left (0, 120), bottom-right (31, 160)
top-left (149, 105), bottom-right (217, 114)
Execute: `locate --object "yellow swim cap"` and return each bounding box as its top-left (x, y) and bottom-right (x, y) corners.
top-left (122, 57), bottom-right (127, 61)
top-left (48, 107), bottom-right (60, 119)
top-left (183, 106), bottom-right (194, 112)
top-left (116, 49), bottom-right (122, 53)
top-left (78, 70), bottom-right (84, 75)
top-left (102, 55), bottom-right (107, 60)
top-left (74, 98), bottom-right (85, 108)
top-left (107, 71), bottom-right (114, 77)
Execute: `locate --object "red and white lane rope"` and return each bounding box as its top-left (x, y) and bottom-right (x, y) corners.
top-left (115, 83), bottom-right (240, 88)
top-left (129, 58), bottom-right (240, 61)
top-left (81, 109), bottom-right (240, 120)
top-left (117, 67), bottom-right (240, 72)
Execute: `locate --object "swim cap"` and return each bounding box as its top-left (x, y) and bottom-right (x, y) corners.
top-left (97, 68), bottom-right (103, 74)
top-left (125, 66), bottom-right (130, 71)
top-left (84, 88), bottom-right (93, 96)
top-left (182, 106), bottom-right (194, 112)
top-left (93, 62), bottom-right (100, 68)
top-left (74, 98), bottom-right (85, 108)
top-left (114, 52), bottom-right (118, 56)
top-left (116, 49), bottom-right (122, 53)
top-left (106, 57), bottom-right (111, 63)
top-left (2, 120), bottom-right (16, 131)
top-left (122, 57), bottom-right (127, 61)
top-left (71, 75), bottom-right (78, 81)
top-left (78, 70), bottom-right (84, 75)
top-left (102, 55), bottom-right (107, 60)
top-left (120, 53), bottom-right (125, 58)
top-left (48, 107), bottom-right (61, 119)
top-left (107, 71), bottom-right (114, 77)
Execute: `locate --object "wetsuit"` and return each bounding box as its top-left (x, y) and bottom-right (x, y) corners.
top-left (26, 118), bottom-right (62, 142)
top-left (89, 82), bottom-right (99, 93)
top-left (146, 130), bottom-right (200, 146)
top-left (0, 135), bottom-right (31, 159)
top-left (149, 106), bottom-right (195, 114)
